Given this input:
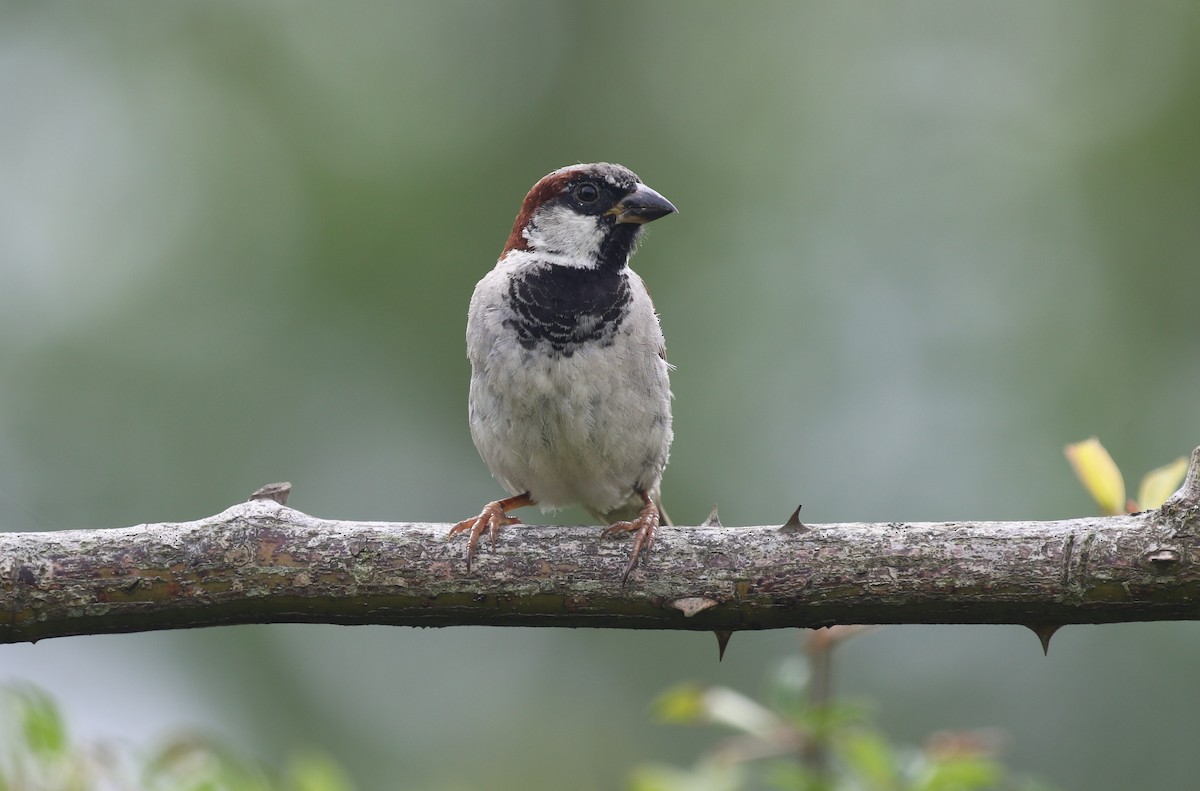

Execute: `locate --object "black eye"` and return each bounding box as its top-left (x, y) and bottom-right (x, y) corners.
top-left (575, 182), bottom-right (599, 203)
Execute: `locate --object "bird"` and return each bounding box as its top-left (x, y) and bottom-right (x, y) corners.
top-left (450, 163), bottom-right (677, 582)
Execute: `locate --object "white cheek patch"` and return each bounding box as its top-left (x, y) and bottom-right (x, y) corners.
top-left (522, 204), bottom-right (607, 268)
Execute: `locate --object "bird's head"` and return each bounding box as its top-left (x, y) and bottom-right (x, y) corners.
top-left (502, 163), bottom-right (677, 270)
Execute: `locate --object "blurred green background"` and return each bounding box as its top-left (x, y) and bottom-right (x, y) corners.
top-left (2, 1), bottom-right (1199, 789)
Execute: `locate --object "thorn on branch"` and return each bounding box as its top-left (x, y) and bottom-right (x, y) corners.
top-left (713, 630), bottom-right (733, 661)
top-left (1162, 446), bottom-right (1200, 510)
top-left (1025, 623), bottom-right (1062, 655)
top-left (701, 505), bottom-right (722, 528)
top-left (249, 482), bottom-right (292, 505)
top-left (780, 504), bottom-right (807, 533)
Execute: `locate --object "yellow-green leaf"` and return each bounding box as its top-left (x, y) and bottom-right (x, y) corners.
top-left (650, 684), bottom-right (707, 724)
top-left (10, 686), bottom-right (68, 759)
top-left (286, 752), bottom-right (356, 791)
top-left (1137, 457), bottom-right (1189, 510)
top-left (1064, 438), bottom-right (1126, 515)
top-left (839, 728), bottom-right (899, 788)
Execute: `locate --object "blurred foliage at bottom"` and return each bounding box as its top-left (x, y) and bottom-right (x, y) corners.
top-left (3, 629), bottom-right (1057, 791)
top-left (633, 627), bottom-right (1057, 791)
top-left (0, 685), bottom-right (354, 791)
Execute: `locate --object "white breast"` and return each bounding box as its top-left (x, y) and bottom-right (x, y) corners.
top-left (466, 263), bottom-right (672, 516)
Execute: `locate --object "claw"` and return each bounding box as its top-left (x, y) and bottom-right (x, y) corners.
top-left (600, 492), bottom-right (659, 584)
top-left (449, 493), bottom-right (532, 572)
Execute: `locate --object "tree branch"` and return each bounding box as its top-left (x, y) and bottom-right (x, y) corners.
top-left (3, 448), bottom-right (1199, 645)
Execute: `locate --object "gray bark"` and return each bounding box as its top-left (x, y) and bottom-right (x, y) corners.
top-left (3, 448), bottom-right (1199, 645)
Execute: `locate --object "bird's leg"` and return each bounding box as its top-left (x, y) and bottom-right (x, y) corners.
top-left (448, 492), bottom-right (533, 573)
top-left (600, 490), bottom-right (659, 584)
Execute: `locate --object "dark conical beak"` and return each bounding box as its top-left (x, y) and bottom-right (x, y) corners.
top-left (610, 183), bottom-right (678, 225)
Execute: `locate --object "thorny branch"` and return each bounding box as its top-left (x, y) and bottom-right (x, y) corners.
top-left (2, 448), bottom-right (1199, 646)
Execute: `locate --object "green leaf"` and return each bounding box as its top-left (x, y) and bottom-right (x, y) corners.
top-left (628, 761), bottom-right (745, 791)
top-left (837, 727), bottom-right (899, 790)
top-left (763, 762), bottom-right (817, 790)
top-left (651, 684), bottom-right (708, 725)
top-left (912, 755), bottom-right (1002, 791)
top-left (1137, 456), bottom-right (1188, 510)
top-left (11, 686), bottom-right (68, 760)
top-left (1064, 438), bottom-right (1126, 515)
top-left (286, 752), bottom-right (356, 791)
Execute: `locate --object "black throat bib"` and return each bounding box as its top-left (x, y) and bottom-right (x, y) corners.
top-left (504, 264), bottom-right (632, 357)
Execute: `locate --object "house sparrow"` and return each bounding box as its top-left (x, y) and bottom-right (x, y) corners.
top-left (450, 163), bottom-right (677, 582)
